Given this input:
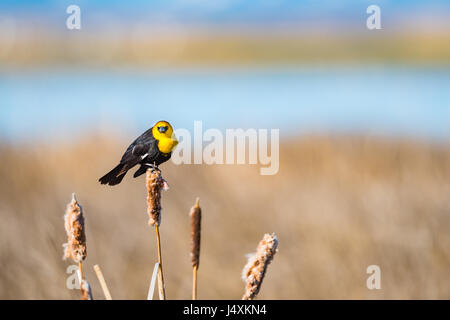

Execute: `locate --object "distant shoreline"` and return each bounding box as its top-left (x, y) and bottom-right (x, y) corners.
top-left (1, 32), bottom-right (450, 67)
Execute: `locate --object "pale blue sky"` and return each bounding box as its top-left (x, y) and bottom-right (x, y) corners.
top-left (0, 1), bottom-right (449, 28)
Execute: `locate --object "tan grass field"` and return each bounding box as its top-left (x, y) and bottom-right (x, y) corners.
top-left (4, 32), bottom-right (450, 67)
top-left (0, 134), bottom-right (449, 299)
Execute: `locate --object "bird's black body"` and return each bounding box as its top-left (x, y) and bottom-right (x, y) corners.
top-left (99, 126), bottom-right (173, 186)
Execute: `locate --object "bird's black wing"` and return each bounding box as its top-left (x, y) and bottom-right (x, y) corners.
top-left (99, 128), bottom-right (159, 186)
top-left (120, 129), bottom-right (158, 166)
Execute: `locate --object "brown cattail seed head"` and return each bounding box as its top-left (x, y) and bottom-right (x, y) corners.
top-left (242, 233), bottom-right (278, 300)
top-left (146, 170), bottom-right (168, 227)
top-left (63, 194), bottom-right (87, 263)
top-left (190, 198), bottom-right (202, 268)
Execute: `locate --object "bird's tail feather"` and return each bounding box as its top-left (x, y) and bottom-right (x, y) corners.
top-left (99, 163), bottom-right (128, 186)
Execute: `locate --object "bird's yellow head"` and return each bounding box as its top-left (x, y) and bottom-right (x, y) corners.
top-left (152, 120), bottom-right (178, 154)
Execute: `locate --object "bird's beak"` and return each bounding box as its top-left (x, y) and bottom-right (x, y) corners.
top-left (158, 126), bottom-right (168, 133)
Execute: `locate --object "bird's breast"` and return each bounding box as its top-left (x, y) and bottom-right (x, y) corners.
top-left (157, 138), bottom-right (177, 154)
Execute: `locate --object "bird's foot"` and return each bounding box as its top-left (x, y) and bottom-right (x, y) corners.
top-left (145, 163), bottom-right (161, 173)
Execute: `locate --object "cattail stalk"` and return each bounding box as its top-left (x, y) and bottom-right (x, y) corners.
top-left (80, 279), bottom-right (93, 300)
top-left (192, 267), bottom-right (198, 301)
top-left (189, 198), bottom-right (201, 300)
top-left (155, 225), bottom-right (165, 300)
top-left (78, 261), bottom-right (83, 283)
top-left (242, 233), bottom-right (278, 300)
top-left (63, 193), bottom-right (87, 299)
top-left (93, 264), bottom-right (112, 300)
top-left (146, 169), bottom-right (169, 300)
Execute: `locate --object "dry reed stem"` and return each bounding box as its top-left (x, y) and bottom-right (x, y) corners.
top-left (147, 262), bottom-right (160, 300)
top-left (189, 198), bottom-right (201, 300)
top-left (63, 193), bottom-right (87, 263)
top-left (93, 264), bottom-right (112, 300)
top-left (80, 279), bottom-right (93, 300)
top-left (242, 233), bottom-right (278, 300)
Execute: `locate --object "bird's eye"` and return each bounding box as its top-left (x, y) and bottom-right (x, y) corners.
top-left (158, 126), bottom-right (168, 133)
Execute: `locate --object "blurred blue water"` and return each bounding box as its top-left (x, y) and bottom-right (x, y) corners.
top-left (0, 66), bottom-right (449, 143)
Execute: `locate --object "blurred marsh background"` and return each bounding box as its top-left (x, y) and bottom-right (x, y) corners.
top-left (0, 1), bottom-right (450, 299)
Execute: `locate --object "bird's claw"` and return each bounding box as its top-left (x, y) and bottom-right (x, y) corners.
top-left (145, 163), bottom-right (161, 173)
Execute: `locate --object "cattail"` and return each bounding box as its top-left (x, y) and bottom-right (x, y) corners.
top-left (80, 279), bottom-right (93, 300)
top-left (63, 193), bottom-right (87, 263)
top-left (242, 233), bottom-right (278, 300)
top-left (189, 198), bottom-right (201, 300)
top-left (190, 198), bottom-right (202, 269)
top-left (63, 193), bottom-right (89, 300)
top-left (146, 169), bottom-right (169, 300)
top-left (146, 169), bottom-right (169, 227)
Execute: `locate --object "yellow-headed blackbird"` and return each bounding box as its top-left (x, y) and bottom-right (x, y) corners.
top-left (99, 121), bottom-right (178, 186)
